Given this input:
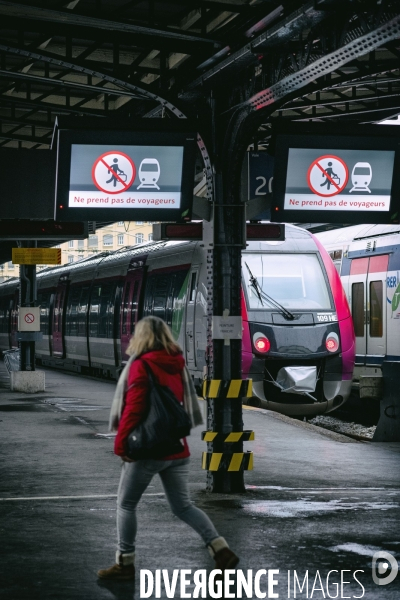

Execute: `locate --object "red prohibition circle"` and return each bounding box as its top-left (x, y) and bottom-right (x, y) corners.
top-left (306, 154), bottom-right (349, 198)
top-left (92, 151), bottom-right (136, 194)
top-left (24, 313), bottom-right (35, 323)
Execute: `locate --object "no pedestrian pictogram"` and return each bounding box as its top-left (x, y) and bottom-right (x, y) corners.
top-left (24, 313), bottom-right (35, 324)
top-left (92, 151), bottom-right (136, 194)
top-left (307, 155), bottom-right (349, 198)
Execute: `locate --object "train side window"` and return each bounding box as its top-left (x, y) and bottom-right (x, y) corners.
top-left (152, 274), bottom-right (170, 322)
top-left (37, 291), bottom-right (51, 336)
top-left (66, 286), bottom-right (81, 337)
top-left (189, 272), bottom-right (197, 302)
top-left (130, 280), bottom-right (139, 335)
top-left (78, 286), bottom-right (90, 337)
top-left (89, 285), bottom-right (101, 338)
top-left (99, 282), bottom-right (116, 339)
top-left (370, 281), bottom-right (383, 337)
top-left (122, 283), bottom-right (131, 335)
top-left (352, 283), bottom-right (364, 337)
top-left (89, 282), bottom-right (116, 338)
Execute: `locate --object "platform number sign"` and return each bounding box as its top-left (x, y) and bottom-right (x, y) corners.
top-left (248, 152), bottom-right (274, 199)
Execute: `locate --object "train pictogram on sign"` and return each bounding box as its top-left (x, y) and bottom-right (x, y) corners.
top-left (307, 155), bottom-right (349, 198)
top-left (92, 151), bottom-right (136, 194)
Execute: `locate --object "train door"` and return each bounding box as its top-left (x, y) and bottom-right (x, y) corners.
top-left (366, 255), bottom-right (388, 357)
top-left (52, 278), bottom-right (69, 358)
top-left (120, 269), bottom-right (144, 360)
top-left (350, 255), bottom-right (388, 361)
top-left (185, 268), bottom-right (198, 367)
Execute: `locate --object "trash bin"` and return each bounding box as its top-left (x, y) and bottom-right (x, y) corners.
top-left (3, 349), bottom-right (20, 372)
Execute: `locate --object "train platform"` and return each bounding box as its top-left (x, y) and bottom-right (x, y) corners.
top-left (0, 361), bottom-right (399, 600)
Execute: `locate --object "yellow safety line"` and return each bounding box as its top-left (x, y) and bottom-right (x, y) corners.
top-left (209, 453), bottom-right (223, 471)
top-left (225, 432), bottom-right (242, 442)
top-left (227, 380), bottom-right (242, 398)
top-left (228, 453), bottom-right (243, 471)
top-left (247, 380), bottom-right (253, 398)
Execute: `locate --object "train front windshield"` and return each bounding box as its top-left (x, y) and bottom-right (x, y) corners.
top-left (243, 253), bottom-right (332, 310)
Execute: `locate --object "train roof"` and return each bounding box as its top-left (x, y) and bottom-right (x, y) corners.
top-left (315, 224), bottom-right (400, 246)
top-left (245, 223), bottom-right (319, 253)
top-left (0, 224), bottom-right (318, 290)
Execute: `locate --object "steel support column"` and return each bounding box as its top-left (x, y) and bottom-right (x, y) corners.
top-left (206, 100), bottom-right (247, 493)
top-left (18, 241), bottom-right (37, 371)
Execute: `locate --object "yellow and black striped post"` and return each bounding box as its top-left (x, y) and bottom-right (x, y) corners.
top-left (202, 379), bottom-right (253, 489)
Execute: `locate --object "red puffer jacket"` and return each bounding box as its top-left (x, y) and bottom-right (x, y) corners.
top-left (114, 349), bottom-right (190, 460)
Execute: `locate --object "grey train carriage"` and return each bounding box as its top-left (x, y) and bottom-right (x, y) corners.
top-left (316, 224), bottom-right (400, 396)
top-left (0, 224), bottom-right (355, 417)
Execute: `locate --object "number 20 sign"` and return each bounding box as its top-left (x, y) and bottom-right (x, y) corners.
top-left (248, 152), bottom-right (274, 199)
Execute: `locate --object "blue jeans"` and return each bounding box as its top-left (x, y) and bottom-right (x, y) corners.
top-left (117, 457), bottom-right (219, 554)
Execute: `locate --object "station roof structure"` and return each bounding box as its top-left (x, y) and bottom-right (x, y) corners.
top-left (0, 0), bottom-right (400, 262)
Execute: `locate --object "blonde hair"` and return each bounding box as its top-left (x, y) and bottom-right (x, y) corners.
top-left (126, 316), bottom-right (181, 357)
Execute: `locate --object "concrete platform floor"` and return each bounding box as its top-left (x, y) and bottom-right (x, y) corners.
top-left (0, 362), bottom-right (399, 600)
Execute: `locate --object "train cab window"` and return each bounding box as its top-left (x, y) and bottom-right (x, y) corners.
top-left (242, 253), bottom-right (332, 310)
top-left (351, 283), bottom-right (364, 337)
top-left (370, 281), bottom-right (383, 337)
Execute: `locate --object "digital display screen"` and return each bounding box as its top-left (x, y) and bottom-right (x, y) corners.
top-left (284, 148), bottom-right (395, 212)
top-left (271, 126), bottom-right (400, 225)
top-left (69, 144), bottom-right (184, 210)
top-left (54, 127), bottom-right (197, 222)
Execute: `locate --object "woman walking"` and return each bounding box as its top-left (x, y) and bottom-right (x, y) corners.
top-left (98, 316), bottom-right (239, 580)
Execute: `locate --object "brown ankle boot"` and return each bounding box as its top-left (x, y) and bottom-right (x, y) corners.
top-left (208, 537), bottom-right (239, 570)
top-left (97, 551), bottom-right (135, 581)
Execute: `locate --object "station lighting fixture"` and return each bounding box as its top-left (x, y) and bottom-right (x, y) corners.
top-left (325, 332), bottom-right (339, 352)
top-left (253, 332), bottom-right (271, 353)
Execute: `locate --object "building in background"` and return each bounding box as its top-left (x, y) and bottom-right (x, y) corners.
top-left (0, 221), bottom-right (154, 282)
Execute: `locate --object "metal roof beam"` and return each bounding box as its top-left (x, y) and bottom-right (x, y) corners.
top-left (0, 1), bottom-right (221, 52)
top-left (186, 1), bottom-right (327, 90)
top-left (0, 95), bottom-right (107, 116)
top-left (0, 68), bottom-right (146, 99)
top-left (245, 13), bottom-right (400, 113)
top-left (0, 130), bottom-right (51, 145)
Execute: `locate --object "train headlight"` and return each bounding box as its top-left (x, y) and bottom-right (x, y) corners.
top-left (253, 332), bottom-right (271, 353)
top-left (325, 332), bottom-right (339, 353)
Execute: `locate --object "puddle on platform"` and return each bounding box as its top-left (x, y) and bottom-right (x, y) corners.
top-left (42, 397), bottom-right (102, 411)
top-left (243, 499), bottom-right (399, 518)
top-left (328, 543), bottom-right (392, 557)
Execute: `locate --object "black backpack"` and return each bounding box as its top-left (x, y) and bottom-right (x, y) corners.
top-left (127, 362), bottom-right (192, 459)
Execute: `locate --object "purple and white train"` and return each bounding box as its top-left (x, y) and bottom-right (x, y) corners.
top-left (0, 224), bottom-right (355, 416)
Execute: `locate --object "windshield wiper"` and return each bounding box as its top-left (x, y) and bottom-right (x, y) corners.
top-left (244, 262), bottom-right (295, 321)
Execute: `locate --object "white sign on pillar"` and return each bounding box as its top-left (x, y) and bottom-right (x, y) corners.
top-left (212, 316), bottom-right (242, 340)
top-left (18, 307), bottom-right (41, 332)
